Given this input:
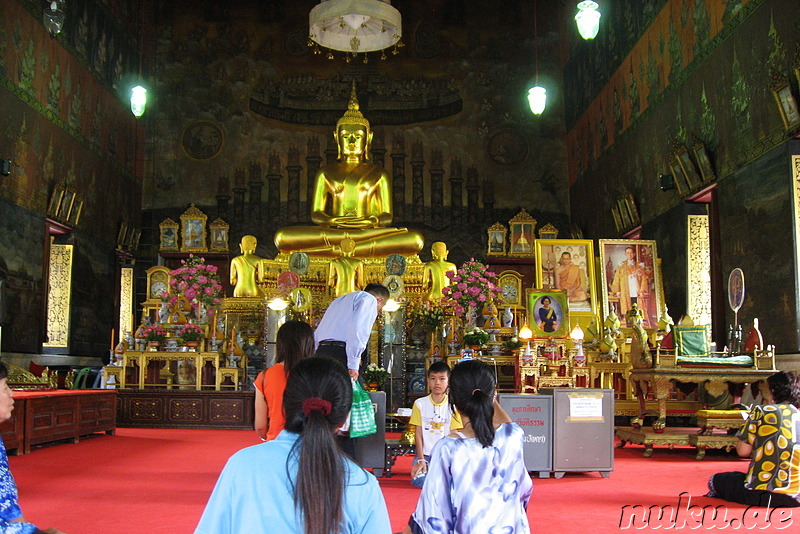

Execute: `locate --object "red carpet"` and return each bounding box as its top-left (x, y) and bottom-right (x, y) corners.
top-left (7, 428), bottom-right (798, 533)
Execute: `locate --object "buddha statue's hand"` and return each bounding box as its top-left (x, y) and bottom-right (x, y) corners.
top-left (327, 215), bottom-right (380, 228)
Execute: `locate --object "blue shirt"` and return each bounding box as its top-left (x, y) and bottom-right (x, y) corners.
top-left (195, 430), bottom-right (391, 534)
top-left (0, 439), bottom-right (38, 534)
top-left (314, 291), bottom-right (378, 371)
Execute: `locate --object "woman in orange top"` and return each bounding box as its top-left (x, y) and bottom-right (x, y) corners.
top-left (254, 320), bottom-right (315, 441)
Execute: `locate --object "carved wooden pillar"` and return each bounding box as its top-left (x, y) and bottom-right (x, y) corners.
top-left (411, 142), bottom-right (425, 223)
top-left (232, 167), bottom-right (247, 229)
top-left (266, 153), bottom-right (281, 224)
top-left (391, 134), bottom-right (406, 222)
top-left (306, 137), bottom-right (322, 215)
top-left (286, 146), bottom-right (302, 222)
top-left (449, 159), bottom-right (463, 225)
top-left (248, 162), bottom-right (263, 222)
top-left (466, 166), bottom-right (480, 224)
top-left (430, 149), bottom-right (444, 227)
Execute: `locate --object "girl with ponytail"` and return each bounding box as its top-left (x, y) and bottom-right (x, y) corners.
top-left (196, 357), bottom-right (391, 534)
top-left (404, 359), bottom-right (533, 534)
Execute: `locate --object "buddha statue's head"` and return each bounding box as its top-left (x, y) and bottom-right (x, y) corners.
top-left (431, 241), bottom-right (449, 260)
top-left (335, 84), bottom-right (373, 161)
top-left (240, 234), bottom-right (258, 254)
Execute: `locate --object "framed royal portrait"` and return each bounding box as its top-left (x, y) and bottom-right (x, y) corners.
top-left (669, 157), bottom-right (689, 195)
top-left (692, 142), bottom-right (716, 182)
top-left (526, 288), bottom-right (569, 338)
top-left (67, 199), bottom-right (83, 226)
top-left (534, 239), bottom-right (596, 316)
top-left (599, 239), bottom-right (662, 329)
top-left (209, 218), bottom-right (230, 252)
top-left (180, 204), bottom-right (208, 253)
top-left (610, 205), bottom-right (623, 234)
top-left (508, 208), bottom-right (536, 257)
top-left (675, 146), bottom-right (701, 190)
top-left (616, 198), bottom-right (631, 229)
top-left (116, 222), bottom-right (129, 249)
top-left (773, 82), bottom-right (800, 130)
top-left (59, 190), bottom-right (75, 221)
top-left (48, 188), bottom-right (64, 218)
top-left (126, 227), bottom-right (141, 252)
top-left (159, 218), bottom-right (179, 252)
top-left (487, 222), bottom-right (507, 256)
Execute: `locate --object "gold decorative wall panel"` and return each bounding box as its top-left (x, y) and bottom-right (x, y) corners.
top-left (119, 266), bottom-right (134, 339)
top-left (686, 214), bottom-right (711, 327)
top-left (44, 242), bottom-right (73, 348)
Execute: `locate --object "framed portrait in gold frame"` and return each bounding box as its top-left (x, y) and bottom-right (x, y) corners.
top-left (526, 288), bottom-right (569, 338)
top-left (773, 82), bottom-right (800, 130)
top-left (538, 223), bottom-right (559, 239)
top-left (209, 218), bottom-right (230, 252)
top-left (692, 142), bottom-right (716, 182)
top-left (159, 218), bottom-right (179, 252)
top-left (58, 190), bottom-right (75, 221)
top-left (599, 239), bottom-right (662, 329)
top-left (675, 146), bottom-right (701, 190)
top-left (180, 204), bottom-right (208, 253)
top-left (669, 157), bottom-right (688, 195)
top-left (487, 222), bottom-right (507, 256)
top-left (534, 239), bottom-right (596, 316)
top-left (116, 222), bottom-right (129, 249)
top-left (48, 188), bottom-right (64, 218)
top-left (67, 199), bottom-right (83, 226)
top-left (508, 208), bottom-right (536, 257)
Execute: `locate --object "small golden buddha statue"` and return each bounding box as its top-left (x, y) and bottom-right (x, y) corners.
top-left (422, 241), bottom-right (457, 302)
top-left (328, 238), bottom-right (364, 297)
top-left (274, 85), bottom-right (424, 258)
top-left (230, 235), bottom-right (265, 298)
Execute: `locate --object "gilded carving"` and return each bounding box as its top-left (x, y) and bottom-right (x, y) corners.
top-left (44, 242), bottom-right (73, 348)
top-left (686, 215), bottom-right (711, 325)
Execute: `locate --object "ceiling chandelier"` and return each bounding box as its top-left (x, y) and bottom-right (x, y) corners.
top-left (575, 1), bottom-right (601, 40)
top-left (308, 0), bottom-right (403, 63)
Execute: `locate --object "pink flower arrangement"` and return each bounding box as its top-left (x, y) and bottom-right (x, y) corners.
top-left (142, 324), bottom-right (168, 343)
top-left (441, 259), bottom-right (499, 317)
top-left (163, 255), bottom-right (223, 312)
top-left (179, 323), bottom-right (205, 342)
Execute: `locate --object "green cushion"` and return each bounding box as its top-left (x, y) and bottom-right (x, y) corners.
top-left (675, 325), bottom-right (710, 358)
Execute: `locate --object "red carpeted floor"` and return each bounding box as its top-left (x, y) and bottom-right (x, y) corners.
top-left (7, 428), bottom-right (797, 533)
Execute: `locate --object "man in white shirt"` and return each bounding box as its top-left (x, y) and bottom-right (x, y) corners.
top-left (314, 283), bottom-right (389, 380)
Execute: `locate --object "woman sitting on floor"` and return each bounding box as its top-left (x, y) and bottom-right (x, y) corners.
top-left (403, 359), bottom-right (532, 534)
top-left (196, 356), bottom-right (391, 533)
top-left (0, 361), bottom-right (66, 534)
top-left (708, 370), bottom-right (800, 507)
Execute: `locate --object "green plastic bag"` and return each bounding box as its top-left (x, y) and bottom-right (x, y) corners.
top-left (349, 379), bottom-right (377, 438)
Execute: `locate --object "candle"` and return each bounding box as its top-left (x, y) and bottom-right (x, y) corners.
top-left (110, 328), bottom-right (115, 350)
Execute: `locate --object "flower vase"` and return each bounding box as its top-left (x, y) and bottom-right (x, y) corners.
top-left (147, 341), bottom-right (159, 351)
top-left (366, 382), bottom-right (379, 392)
top-left (185, 341), bottom-right (198, 351)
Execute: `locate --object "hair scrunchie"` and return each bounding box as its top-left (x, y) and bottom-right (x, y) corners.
top-left (472, 388), bottom-right (482, 397)
top-left (302, 397), bottom-right (332, 417)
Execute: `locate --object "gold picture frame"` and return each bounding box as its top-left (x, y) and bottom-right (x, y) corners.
top-left (58, 190), bottom-right (75, 221)
top-left (507, 208), bottom-right (536, 257)
top-left (669, 157), bottom-right (688, 195)
top-left (526, 288), bottom-right (569, 338)
top-left (534, 239), bottom-right (596, 316)
top-left (209, 218), bottom-right (230, 252)
top-left (117, 222), bottom-right (129, 249)
top-left (180, 204), bottom-right (208, 253)
top-left (159, 218), bottom-right (180, 252)
top-left (773, 82), bottom-right (800, 130)
top-left (67, 199), bottom-right (83, 226)
top-left (675, 146), bottom-right (701, 190)
top-left (538, 223), bottom-right (559, 239)
top-left (48, 188), bottom-right (64, 218)
top-left (599, 239), bottom-right (662, 329)
top-left (692, 142), bottom-right (716, 182)
top-left (487, 222), bottom-right (507, 256)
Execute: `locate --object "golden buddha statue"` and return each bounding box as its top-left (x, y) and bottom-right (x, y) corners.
top-left (422, 241), bottom-right (457, 301)
top-left (274, 85), bottom-right (424, 258)
top-left (328, 238), bottom-right (364, 297)
top-left (230, 235), bottom-right (265, 298)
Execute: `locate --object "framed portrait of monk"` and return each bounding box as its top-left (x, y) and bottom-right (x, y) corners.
top-left (534, 239), bottom-right (596, 317)
top-left (599, 239), bottom-right (662, 329)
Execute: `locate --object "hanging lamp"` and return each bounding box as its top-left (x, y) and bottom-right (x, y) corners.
top-left (528, 0), bottom-right (546, 115)
top-left (575, 1), bottom-right (601, 40)
top-left (308, 0), bottom-right (402, 62)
